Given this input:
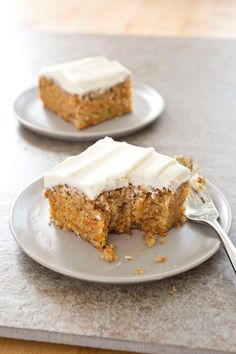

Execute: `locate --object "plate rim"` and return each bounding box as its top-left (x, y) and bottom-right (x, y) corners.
top-left (10, 177), bottom-right (232, 284)
top-left (13, 83), bottom-right (165, 141)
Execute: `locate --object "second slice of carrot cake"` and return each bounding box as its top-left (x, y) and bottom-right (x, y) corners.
top-left (39, 57), bottom-right (132, 130)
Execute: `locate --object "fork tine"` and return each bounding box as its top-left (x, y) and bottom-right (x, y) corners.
top-left (186, 184), bottom-right (219, 221)
top-left (199, 188), bottom-right (212, 203)
top-left (188, 189), bottom-right (202, 206)
top-left (191, 188), bottom-right (211, 205)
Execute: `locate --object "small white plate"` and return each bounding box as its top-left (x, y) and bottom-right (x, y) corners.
top-left (13, 83), bottom-right (164, 141)
top-left (10, 178), bottom-right (231, 284)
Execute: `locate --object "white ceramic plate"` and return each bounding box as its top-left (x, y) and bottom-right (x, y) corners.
top-left (10, 178), bottom-right (231, 284)
top-left (13, 83), bottom-right (164, 141)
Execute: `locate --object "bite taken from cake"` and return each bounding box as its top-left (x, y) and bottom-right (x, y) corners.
top-left (39, 57), bottom-right (132, 130)
top-left (44, 137), bottom-right (204, 262)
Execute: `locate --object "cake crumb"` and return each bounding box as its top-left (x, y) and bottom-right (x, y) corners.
top-left (175, 214), bottom-right (187, 227)
top-left (103, 244), bottom-right (118, 262)
top-left (155, 255), bottom-right (167, 263)
top-left (125, 255), bottom-right (132, 261)
top-left (145, 234), bottom-right (157, 248)
top-left (160, 238), bottom-right (166, 245)
top-left (135, 267), bottom-right (143, 274)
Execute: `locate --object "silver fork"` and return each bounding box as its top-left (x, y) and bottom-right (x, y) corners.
top-left (185, 187), bottom-right (236, 273)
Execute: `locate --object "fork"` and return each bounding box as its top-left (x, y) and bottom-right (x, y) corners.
top-left (185, 187), bottom-right (236, 273)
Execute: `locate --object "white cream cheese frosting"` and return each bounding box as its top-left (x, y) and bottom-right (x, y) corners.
top-left (44, 137), bottom-right (190, 200)
top-left (40, 57), bottom-right (131, 96)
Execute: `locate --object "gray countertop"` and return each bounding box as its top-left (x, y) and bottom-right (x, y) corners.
top-left (0, 32), bottom-right (236, 354)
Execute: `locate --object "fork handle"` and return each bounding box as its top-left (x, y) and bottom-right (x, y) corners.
top-left (209, 220), bottom-right (236, 274)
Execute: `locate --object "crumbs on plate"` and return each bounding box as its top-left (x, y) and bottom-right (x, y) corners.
top-left (155, 255), bottom-right (167, 263)
top-left (135, 267), bottom-right (144, 275)
top-left (125, 255), bottom-right (132, 261)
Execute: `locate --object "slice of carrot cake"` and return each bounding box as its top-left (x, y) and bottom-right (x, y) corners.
top-left (39, 57), bottom-right (132, 130)
top-left (44, 137), bottom-right (192, 262)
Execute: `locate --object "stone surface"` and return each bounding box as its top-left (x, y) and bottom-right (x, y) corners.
top-left (0, 32), bottom-right (236, 353)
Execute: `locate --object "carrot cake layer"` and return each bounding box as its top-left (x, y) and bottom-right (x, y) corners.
top-left (39, 57), bottom-right (132, 129)
top-left (44, 137), bottom-right (191, 261)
